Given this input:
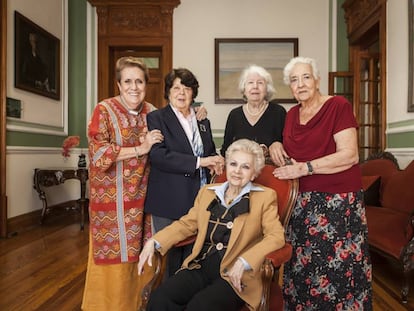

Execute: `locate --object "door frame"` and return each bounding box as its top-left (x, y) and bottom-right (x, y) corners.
top-left (0, 0), bottom-right (8, 238)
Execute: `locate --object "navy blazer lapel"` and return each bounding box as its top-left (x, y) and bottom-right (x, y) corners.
top-left (197, 119), bottom-right (212, 156)
top-left (163, 105), bottom-right (193, 152)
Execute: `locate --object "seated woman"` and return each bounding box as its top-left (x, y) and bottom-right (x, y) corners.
top-left (138, 139), bottom-right (285, 311)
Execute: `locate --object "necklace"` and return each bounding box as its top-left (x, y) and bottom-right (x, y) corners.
top-left (245, 102), bottom-right (268, 117)
top-left (119, 95), bottom-right (143, 115)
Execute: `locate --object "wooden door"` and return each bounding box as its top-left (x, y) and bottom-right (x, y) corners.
top-left (87, 0), bottom-right (180, 110)
top-left (112, 47), bottom-right (165, 109)
top-left (355, 51), bottom-right (382, 160)
top-left (342, 0), bottom-right (386, 161)
top-left (0, 0), bottom-right (7, 238)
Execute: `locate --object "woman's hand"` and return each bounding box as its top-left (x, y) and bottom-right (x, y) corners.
top-left (268, 142), bottom-right (289, 167)
top-left (137, 238), bottom-right (156, 275)
top-left (200, 155), bottom-right (224, 176)
top-left (227, 258), bottom-right (245, 292)
top-left (194, 105), bottom-right (207, 121)
top-left (273, 158), bottom-right (308, 179)
top-left (139, 129), bottom-right (164, 154)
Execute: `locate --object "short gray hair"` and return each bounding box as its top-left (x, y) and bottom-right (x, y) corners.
top-left (283, 56), bottom-right (320, 85)
top-left (225, 139), bottom-right (265, 177)
top-left (238, 65), bottom-right (276, 101)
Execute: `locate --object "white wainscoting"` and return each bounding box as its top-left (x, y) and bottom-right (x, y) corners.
top-left (6, 146), bottom-right (88, 218)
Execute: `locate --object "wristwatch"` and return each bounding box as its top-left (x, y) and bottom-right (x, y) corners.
top-left (306, 161), bottom-right (314, 175)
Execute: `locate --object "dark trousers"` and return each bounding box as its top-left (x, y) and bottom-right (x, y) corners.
top-left (152, 215), bottom-right (193, 277)
top-left (147, 253), bottom-right (244, 311)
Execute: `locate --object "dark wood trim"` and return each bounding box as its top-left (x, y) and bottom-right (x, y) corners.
top-left (0, 0), bottom-right (8, 238)
top-left (87, 0), bottom-right (180, 104)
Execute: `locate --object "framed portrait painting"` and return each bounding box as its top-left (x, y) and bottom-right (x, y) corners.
top-left (215, 38), bottom-right (298, 104)
top-left (14, 11), bottom-right (60, 100)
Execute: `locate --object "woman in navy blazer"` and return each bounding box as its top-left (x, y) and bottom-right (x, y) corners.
top-left (145, 68), bottom-right (224, 276)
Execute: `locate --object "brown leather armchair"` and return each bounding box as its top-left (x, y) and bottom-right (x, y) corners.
top-left (140, 164), bottom-right (298, 311)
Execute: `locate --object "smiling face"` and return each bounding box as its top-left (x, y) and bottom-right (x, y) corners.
top-left (117, 66), bottom-right (147, 108)
top-left (226, 150), bottom-right (256, 190)
top-left (288, 63), bottom-right (320, 103)
top-left (168, 78), bottom-right (193, 115)
top-left (243, 72), bottom-right (267, 104)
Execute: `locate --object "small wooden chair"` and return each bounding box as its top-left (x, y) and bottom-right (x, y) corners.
top-left (140, 163), bottom-right (298, 311)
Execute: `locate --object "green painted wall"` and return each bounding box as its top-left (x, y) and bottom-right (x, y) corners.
top-left (6, 0), bottom-right (88, 148)
top-left (68, 0), bottom-right (88, 148)
top-left (336, 0), bottom-right (349, 71)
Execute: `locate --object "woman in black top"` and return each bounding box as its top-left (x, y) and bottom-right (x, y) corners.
top-left (220, 65), bottom-right (286, 163)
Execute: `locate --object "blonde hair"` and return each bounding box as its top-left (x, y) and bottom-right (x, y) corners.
top-left (225, 139), bottom-right (265, 177)
top-left (115, 57), bottom-right (149, 83)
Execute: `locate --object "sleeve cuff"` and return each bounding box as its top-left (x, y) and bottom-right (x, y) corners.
top-left (238, 256), bottom-right (251, 270)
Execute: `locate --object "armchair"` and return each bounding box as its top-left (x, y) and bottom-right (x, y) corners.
top-left (139, 164), bottom-right (298, 311)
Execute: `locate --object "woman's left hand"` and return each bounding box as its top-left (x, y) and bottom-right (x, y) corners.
top-left (194, 105), bottom-right (207, 121)
top-left (227, 258), bottom-right (245, 292)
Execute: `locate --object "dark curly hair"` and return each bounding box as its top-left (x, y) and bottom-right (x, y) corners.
top-left (164, 68), bottom-right (199, 101)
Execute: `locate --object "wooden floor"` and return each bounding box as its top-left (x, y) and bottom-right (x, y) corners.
top-left (0, 211), bottom-right (413, 311)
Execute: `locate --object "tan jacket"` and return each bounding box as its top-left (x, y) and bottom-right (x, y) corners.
top-left (153, 183), bottom-right (285, 310)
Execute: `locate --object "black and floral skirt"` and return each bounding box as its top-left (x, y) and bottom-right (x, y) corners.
top-left (283, 191), bottom-right (372, 310)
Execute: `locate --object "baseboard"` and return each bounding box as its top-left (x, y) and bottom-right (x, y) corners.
top-left (7, 200), bottom-right (80, 236)
top-left (7, 209), bottom-right (42, 236)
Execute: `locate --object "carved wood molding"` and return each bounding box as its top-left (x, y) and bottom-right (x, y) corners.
top-left (342, 0), bottom-right (386, 42)
top-left (88, 0), bottom-right (179, 37)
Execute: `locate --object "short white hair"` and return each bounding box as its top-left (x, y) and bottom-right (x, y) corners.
top-left (238, 65), bottom-right (276, 101)
top-left (283, 56), bottom-right (320, 85)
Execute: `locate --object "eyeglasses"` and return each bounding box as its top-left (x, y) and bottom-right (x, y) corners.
top-left (171, 85), bottom-right (192, 93)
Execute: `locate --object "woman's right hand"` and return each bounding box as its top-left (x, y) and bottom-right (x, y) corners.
top-left (137, 238), bottom-right (156, 275)
top-left (139, 129), bottom-right (164, 154)
top-left (200, 155), bottom-right (224, 176)
top-left (268, 142), bottom-right (289, 167)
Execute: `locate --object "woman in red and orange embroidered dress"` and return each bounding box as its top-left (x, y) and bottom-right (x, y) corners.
top-left (81, 57), bottom-right (164, 311)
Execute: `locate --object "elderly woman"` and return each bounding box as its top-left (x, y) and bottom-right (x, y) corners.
top-left (145, 68), bottom-right (224, 276)
top-left (139, 139), bottom-right (285, 311)
top-left (220, 65), bottom-right (286, 161)
top-left (272, 57), bottom-right (372, 310)
top-left (82, 57), bottom-right (164, 311)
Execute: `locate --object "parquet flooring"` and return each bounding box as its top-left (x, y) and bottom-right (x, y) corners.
top-left (0, 211), bottom-right (413, 310)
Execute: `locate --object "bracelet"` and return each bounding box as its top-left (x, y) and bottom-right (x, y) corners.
top-left (134, 146), bottom-right (140, 158)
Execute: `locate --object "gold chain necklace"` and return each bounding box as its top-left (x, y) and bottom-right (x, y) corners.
top-left (245, 102), bottom-right (268, 116)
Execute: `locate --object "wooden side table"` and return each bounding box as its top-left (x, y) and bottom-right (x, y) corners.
top-left (33, 167), bottom-right (89, 230)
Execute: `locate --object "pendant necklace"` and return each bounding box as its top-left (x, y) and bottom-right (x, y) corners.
top-left (119, 95), bottom-right (143, 115)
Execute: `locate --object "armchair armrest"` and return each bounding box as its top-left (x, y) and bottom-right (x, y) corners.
top-left (140, 241), bottom-right (293, 311)
top-left (265, 243), bottom-right (293, 268)
top-left (258, 243), bottom-right (292, 311)
top-left (140, 236), bottom-right (196, 311)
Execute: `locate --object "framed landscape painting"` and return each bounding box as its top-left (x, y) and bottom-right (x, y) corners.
top-left (215, 38), bottom-right (298, 104)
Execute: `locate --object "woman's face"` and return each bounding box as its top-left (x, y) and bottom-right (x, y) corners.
top-left (168, 78), bottom-right (193, 114)
top-left (243, 72), bottom-right (267, 103)
top-left (117, 66), bottom-right (146, 107)
top-left (288, 63), bottom-right (320, 102)
top-left (226, 150), bottom-right (256, 189)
